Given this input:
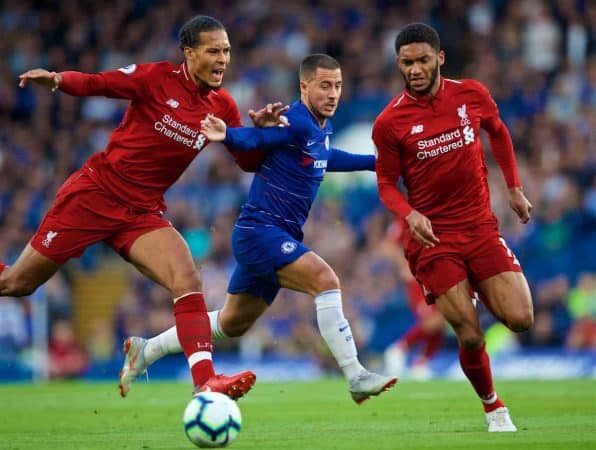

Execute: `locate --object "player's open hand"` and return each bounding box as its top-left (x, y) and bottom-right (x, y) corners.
top-left (249, 102), bottom-right (290, 128)
top-left (200, 114), bottom-right (227, 142)
top-left (405, 210), bottom-right (440, 248)
top-left (18, 69), bottom-right (61, 91)
top-left (508, 187), bottom-right (533, 224)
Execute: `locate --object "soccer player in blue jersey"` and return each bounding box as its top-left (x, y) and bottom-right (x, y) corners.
top-left (120, 54), bottom-right (397, 404)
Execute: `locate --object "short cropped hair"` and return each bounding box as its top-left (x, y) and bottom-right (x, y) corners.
top-left (178, 15), bottom-right (225, 49)
top-left (299, 54), bottom-right (340, 81)
top-left (394, 23), bottom-right (440, 54)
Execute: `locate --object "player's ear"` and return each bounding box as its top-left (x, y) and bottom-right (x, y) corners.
top-left (438, 50), bottom-right (445, 67)
top-left (299, 79), bottom-right (308, 95)
top-left (183, 47), bottom-right (194, 61)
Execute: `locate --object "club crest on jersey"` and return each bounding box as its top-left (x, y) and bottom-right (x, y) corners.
top-left (42, 230), bottom-right (58, 248)
top-left (457, 104), bottom-right (470, 126)
top-left (118, 64), bottom-right (137, 75)
top-left (280, 241), bottom-right (297, 254)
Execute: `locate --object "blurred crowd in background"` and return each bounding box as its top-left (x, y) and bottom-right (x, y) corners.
top-left (0, 0), bottom-right (595, 378)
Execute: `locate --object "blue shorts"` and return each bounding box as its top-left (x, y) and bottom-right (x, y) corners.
top-left (227, 224), bottom-right (310, 305)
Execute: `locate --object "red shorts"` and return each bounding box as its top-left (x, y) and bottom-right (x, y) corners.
top-left (406, 279), bottom-right (438, 318)
top-left (404, 225), bottom-right (522, 304)
top-left (30, 170), bottom-right (172, 265)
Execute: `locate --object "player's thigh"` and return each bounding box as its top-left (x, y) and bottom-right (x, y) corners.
top-left (227, 262), bottom-right (280, 306)
top-left (127, 226), bottom-right (201, 297)
top-left (232, 225), bottom-right (333, 296)
top-left (276, 251), bottom-right (339, 296)
top-left (0, 244), bottom-right (60, 296)
top-left (468, 232), bottom-right (533, 331)
top-left (404, 234), bottom-right (468, 303)
top-left (476, 271), bottom-right (533, 332)
top-left (435, 278), bottom-right (484, 348)
top-left (219, 292), bottom-right (269, 337)
top-left (6, 171), bottom-right (122, 295)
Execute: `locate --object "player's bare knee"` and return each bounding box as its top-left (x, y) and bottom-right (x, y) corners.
top-left (507, 309), bottom-right (534, 332)
top-left (171, 269), bottom-right (202, 297)
top-left (456, 329), bottom-right (485, 349)
top-left (312, 269), bottom-right (340, 293)
top-left (220, 319), bottom-right (251, 338)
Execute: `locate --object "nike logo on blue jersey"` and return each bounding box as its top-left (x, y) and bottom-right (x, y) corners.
top-left (339, 325), bottom-right (349, 332)
top-left (306, 140), bottom-right (318, 146)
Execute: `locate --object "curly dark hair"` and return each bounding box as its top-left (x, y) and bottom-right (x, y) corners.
top-left (394, 23), bottom-right (440, 54)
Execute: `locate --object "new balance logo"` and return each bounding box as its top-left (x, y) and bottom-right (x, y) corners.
top-left (166, 98), bottom-right (179, 109)
top-left (411, 124), bottom-right (424, 134)
top-left (42, 231), bottom-right (58, 248)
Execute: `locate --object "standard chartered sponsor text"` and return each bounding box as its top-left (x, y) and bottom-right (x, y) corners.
top-left (154, 114), bottom-right (199, 148)
top-left (416, 129), bottom-right (466, 160)
top-left (417, 129), bottom-right (461, 149)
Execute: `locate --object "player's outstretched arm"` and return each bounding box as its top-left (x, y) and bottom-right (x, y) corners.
top-left (249, 102), bottom-right (290, 128)
top-left (202, 114), bottom-right (295, 151)
top-left (18, 69), bottom-right (61, 91)
top-left (327, 148), bottom-right (375, 172)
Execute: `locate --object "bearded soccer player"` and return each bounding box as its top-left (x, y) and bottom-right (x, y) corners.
top-left (373, 23), bottom-right (534, 432)
top-left (118, 54), bottom-right (397, 404)
top-left (2, 15), bottom-right (287, 399)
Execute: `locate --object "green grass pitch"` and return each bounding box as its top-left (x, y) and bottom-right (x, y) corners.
top-left (0, 379), bottom-right (594, 449)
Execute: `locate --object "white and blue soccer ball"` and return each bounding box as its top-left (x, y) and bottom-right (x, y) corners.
top-left (183, 392), bottom-right (242, 448)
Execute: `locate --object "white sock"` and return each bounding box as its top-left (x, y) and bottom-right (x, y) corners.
top-left (143, 326), bottom-right (181, 365)
top-left (208, 310), bottom-right (228, 340)
top-left (143, 311), bottom-right (228, 365)
top-left (315, 289), bottom-right (365, 380)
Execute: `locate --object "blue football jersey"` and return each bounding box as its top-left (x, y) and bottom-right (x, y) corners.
top-left (223, 100), bottom-right (374, 238)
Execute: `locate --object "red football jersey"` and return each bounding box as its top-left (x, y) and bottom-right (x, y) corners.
top-left (373, 77), bottom-right (520, 231)
top-left (59, 62), bottom-right (249, 213)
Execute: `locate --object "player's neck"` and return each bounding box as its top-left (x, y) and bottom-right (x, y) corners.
top-left (301, 100), bottom-right (327, 128)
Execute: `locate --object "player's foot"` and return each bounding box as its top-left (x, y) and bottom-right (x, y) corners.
top-left (384, 344), bottom-right (406, 376)
top-left (348, 370), bottom-right (398, 404)
top-left (195, 371), bottom-right (256, 400)
top-left (118, 336), bottom-right (148, 398)
top-left (486, 407), bottom-right (517, 432)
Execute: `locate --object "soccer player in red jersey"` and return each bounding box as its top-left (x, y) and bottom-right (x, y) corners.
top-left (0, 15), bottom-right (287, 399)
top-left (373, 23), bottom-right (534, 432)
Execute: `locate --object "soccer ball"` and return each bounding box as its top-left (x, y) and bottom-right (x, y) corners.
top-left (183, 392), bottom-right (242, 448)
